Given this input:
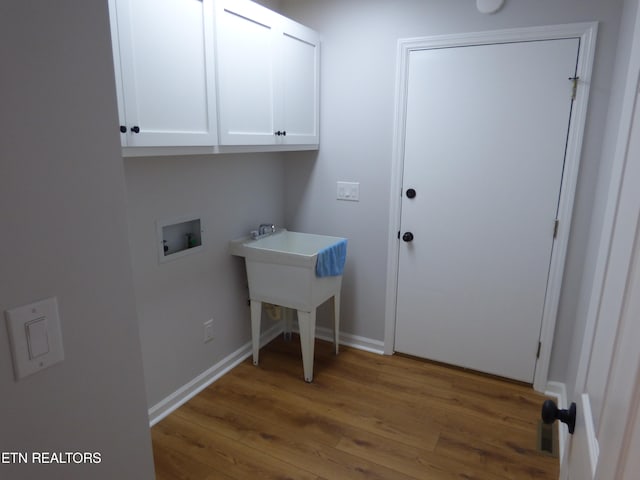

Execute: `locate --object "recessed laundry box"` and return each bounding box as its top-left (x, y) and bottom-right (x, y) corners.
top-left (156, 215), bottom-right (203, 263)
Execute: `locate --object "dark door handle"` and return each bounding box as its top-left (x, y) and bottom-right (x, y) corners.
top-left (406, 188), bottom-right (416, 199)
top-left (119, 125), bottom-right (127, 133)
top-left (130, 126), bottom-right (140, 133)
top-left (541, 399), bottom-right (576, 434)
top-left (402, 232), bottom-right (414, 242)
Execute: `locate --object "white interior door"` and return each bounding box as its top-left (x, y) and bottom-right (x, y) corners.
top-left (563, 83), bottom-right (640, 480)
top-left (394, 38), bottom-right (579, 382)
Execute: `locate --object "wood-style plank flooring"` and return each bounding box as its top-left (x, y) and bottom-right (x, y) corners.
top-left (151, 335), bottom-right (558, 480)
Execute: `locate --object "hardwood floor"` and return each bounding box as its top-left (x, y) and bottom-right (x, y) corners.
top-left (151, 335), bottom-right (559, 480)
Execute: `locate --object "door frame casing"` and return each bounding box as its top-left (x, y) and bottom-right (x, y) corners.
top-left (384, 23), bottom-right (598, 392)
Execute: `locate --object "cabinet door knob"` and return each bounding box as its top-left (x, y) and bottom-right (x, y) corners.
top-left (119, 125), bottom-right (127, 133)
top-left (406, 188), bottom-right (416, 199)
top-left (282, 130), bottom-right (287, 136)
top-left (130, 126), bottom-right (140, 133)
top-left (274, 131), bottom-right (281, 136)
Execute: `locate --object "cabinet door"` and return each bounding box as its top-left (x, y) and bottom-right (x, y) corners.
top-left (277, 22), bottom-right (320, 145)
top-left (108, 0), bottom-right (128, 146)
top-left (215, 0), bottom-right (279, 145)
top-left (112, 0), bottom-right (217, 147)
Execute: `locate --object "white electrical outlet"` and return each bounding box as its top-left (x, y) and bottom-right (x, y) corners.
top-left (203, 319), bottom-right (214, 343)
top-left (337, 181), bottom-right (360, 201)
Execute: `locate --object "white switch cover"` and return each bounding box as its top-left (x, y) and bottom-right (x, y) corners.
top-left (337, 181), bottom-right (360, 201)
top-left (5, 297), bottom-right (64, 380)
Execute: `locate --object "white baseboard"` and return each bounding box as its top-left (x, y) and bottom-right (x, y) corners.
top-left (545, 380), bottom-right (568, 463)
top-left (312, 326), bottom-right (385, 355)
top-left (147, 321), bottom-right (284, 426)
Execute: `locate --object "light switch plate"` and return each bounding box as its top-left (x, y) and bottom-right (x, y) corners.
top-left (337, 181), bottom-right (360, 201)
top-left (5, 297), bottom-right (64, 380)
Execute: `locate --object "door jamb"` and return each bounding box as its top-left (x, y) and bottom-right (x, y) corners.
top-left (383, 22), bottom-right (598, 392)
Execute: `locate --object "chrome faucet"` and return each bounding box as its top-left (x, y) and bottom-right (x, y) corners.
top-left (250, 223), bottom-right (276, 239)
top-left (259, 223), bottom-right (275, 235)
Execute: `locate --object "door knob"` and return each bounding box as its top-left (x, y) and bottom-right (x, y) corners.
top-left (119, 125), bottom-right (127, 133)
top-left (402, 232), bottom-right (414, 242)
top-left (541, 399), bottom-right (576, 434)
top-left (406, 188), bottom-right (416, 199)
top-left (130, 126), bottom-right (140, 133)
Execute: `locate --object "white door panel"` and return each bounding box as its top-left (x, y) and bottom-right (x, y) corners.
top-left (216, 2), bottom-right (278, 145)
top-left (565, 394), bottom-right (598, 479)
top-left (395, 39), bottom-right (579, 382)
top-left (565, 82), bottom-right (640, 479)
top-left (280, 27), bottom-right (319, 144)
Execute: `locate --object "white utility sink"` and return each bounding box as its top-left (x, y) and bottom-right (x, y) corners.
top-left (230, 230), bottom-right (346, 382)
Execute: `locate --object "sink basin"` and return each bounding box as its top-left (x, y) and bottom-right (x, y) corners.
top-left (230, 229), bottom-right (346, 382)
top-left (229, 229), bottom-right (346, 268)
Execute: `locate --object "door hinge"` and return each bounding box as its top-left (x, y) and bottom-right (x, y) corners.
top-left (536, 341), bottom-right (542, 359)
top-left (553, 219), bottom-right (559, 239)
top-left (569, 76), bottom-right (580, 100)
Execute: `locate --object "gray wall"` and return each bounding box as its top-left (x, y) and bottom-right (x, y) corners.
top-left (124, 154), bottom-right (285, 406)
top-left (278, 0), bottom-right (624, 384)
top-left (0, 1), bottom-right (155, 479)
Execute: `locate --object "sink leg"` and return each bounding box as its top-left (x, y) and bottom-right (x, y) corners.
top-left (283, 307), bottom-right (293, 342)
top-left (250, 300), bottom-right (262, 366)
top-left (297, 309), bottom-right (316, 382)
top-left (333, 292), bottom-right (341, 355)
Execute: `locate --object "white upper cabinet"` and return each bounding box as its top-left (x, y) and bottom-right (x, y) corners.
top-left (278, 21), bottom-right (321, 146)
top-left (109, 0), bottom-right (218, 147)
top-left (215, 0), bottom-right (320, 146)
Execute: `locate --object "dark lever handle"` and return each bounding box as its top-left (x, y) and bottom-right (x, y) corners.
top-left (541, 399), bottom-right (576, 434)
top-left (402, 232), bottom-right (414, 242)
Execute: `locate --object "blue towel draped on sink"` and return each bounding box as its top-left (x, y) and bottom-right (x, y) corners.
top-left (315, 239), bottom-right (347, 277)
